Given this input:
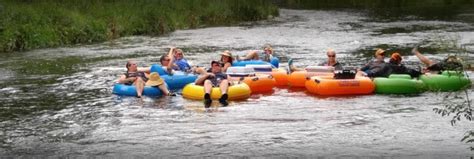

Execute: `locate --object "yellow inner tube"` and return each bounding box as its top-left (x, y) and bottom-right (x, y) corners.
top-left (182, 83), bottom-right (251, 100)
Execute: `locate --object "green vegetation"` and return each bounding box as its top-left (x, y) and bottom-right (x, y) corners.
top-left (0, 0), bottom-right (278, 53)
top-left (433, 89), bottom-right (473, 151)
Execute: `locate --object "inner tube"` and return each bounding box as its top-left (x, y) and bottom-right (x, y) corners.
top-left (112, 83), bottom-right (163, 96)
top-left (161, 71), bottom-right (197, 90)
top-left (305, 76), bottom-right (375, 96)
top-left (150, 64), bottom-right (197, 90)
top-left (232, 57), bottom-right (279, 68)
top-left (420, 71), bottom-right (471, 91)
top-left (241, 74), bottom-right (276, 93)
top-left (374, 74), bottom-right (426, 94)
top-left (289, 71), bottom-right (333, 87)
top-left (150, 64), bottom-right (168, 75)
top-left (244, 65), bottom-right (288, 86)
top-left (182, 83), bottom-right (251, 100)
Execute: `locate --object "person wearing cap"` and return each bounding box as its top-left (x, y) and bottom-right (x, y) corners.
top-left (411, 47), bottom-right (463, 73)
top-left (287, 48), bottom-right (343, 73)
top-left (117, 60), bottom-right (174, 98)
top-left (387, 52), bottom-right (421, 78)
top-left (358, 48), bottom-right (390, 77)
top-left (237, 44), bottom-right (274, 62)
top-left (195, 60), bottom-right (230, 107)
top-left (219, 50), bottom-right (234, 72)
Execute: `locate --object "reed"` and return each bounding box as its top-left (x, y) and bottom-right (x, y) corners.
top-left (0, 0), bottom-right (278, 53)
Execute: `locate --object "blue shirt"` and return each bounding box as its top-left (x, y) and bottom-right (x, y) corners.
top-left (174, 59), bottom-right (191, 71)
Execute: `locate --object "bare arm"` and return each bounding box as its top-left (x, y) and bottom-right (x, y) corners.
top-left (195, 73), bottom-right (213, 85)
top-left (222, 62), bottom-right (232, 72)
top-left (137, 67), bottom-right (151, 73)
top-left (167, 47), bottom-right (178, 70)
top-left (117, 75), bottom-right (136, 84)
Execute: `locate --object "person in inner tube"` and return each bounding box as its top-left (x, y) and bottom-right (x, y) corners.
top-left (164, 47), bottom-right (217, 75)
top-left (195, 60), bottom-right (230, 108)
top-left (236, 44), bottom-right (274, 62)
top-left (169, 47), bottom-right (191, 72)
top-left (219, 50), bottom-right (234, 72)
top-left (358, 48), bottom-right (390, 78)
top-left (411, 47), bottom-right (463, 74)
top-left (386, 52), bottom-right (422, 78)
top-left (117, 60), bottom-right (174, 98)
top-left (287, 48), bottom-right (343, 73)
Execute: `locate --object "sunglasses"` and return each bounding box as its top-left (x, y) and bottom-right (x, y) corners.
top-left (327, 55), bottom-right (336, 57)
top-left (127, 63), bottom-right (137, 67)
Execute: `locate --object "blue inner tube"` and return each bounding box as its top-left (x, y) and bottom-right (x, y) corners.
top-left (232, 57), bottom-right (279, 68)
top-left (150, 64), bottom-right (168, 75)
top-left (113, 83), bottom-right (163, 96)
top-left (149, 64), bottom-right (197, 90)
top-left (161, 71), bottom-right (197, 90)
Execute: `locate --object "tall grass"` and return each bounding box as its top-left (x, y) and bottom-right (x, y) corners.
top-left (0, 0), bottom-right (279, 52)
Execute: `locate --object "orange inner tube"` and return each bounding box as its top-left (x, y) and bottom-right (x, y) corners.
top-left (305, 76), bottom-right (375, 96)
top-left (242, 74), bottom-right (276, 93)
top-left (289, 71), bottom-right (333, 87)
top-left (270, 68), bottom-right (289, 86)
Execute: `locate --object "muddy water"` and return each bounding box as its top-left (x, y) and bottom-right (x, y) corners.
top-left (0, 9), bottom-right (473, 157)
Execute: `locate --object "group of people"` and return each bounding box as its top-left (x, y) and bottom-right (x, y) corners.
top-left (117, 45), bottom-right (275, 107)
top-left (288, 47), bottom-right (463, 79)
top-left (118, 44), bottom-right (463, 107)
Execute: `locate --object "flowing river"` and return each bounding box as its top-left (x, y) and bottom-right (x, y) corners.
top-left (0, 9), bottom-right (473, 157)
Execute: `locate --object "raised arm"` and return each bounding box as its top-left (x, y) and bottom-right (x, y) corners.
top-left (168, 47), bottom-right (178, 69)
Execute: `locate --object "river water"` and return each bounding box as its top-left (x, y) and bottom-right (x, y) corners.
top-left (0, 9), bottom-right (473, 158)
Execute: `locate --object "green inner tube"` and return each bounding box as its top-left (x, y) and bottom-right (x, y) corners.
top-left (420, 71), bottom-right (471, 91)
top-left (374, 74), bottom-right (426, 94)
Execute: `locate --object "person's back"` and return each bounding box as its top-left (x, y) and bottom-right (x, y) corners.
top-left (362, 60), bottom-right (390, 77)
top-left (387, 53), bottom-right (421, 78)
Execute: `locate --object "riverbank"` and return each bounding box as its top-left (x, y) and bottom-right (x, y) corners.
top-left (0, 0), bottom-right (278, 53)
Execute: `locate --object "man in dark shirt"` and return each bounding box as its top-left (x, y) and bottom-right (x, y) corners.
top-left (195, 61), bottom-right (230, 107)
top-left (358, 48), bottom-right (390, 78)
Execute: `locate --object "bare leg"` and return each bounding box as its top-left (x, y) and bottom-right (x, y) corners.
top-left (218, 80), bottom-right (229, 106)
top-left (204, 80), bottom-right (213, 94)
top-left (219, 80), bottom-right (229, 94)
top-left (287, 58), bottom-right (303, 73)
top-left (134, 78), bottom-right (144, 97)
top-left (203, 79), bottom-right (213, 108)
top-left (290, 66), bottom-right (304, 72)
top-left (412, 48), bottom-right (434, 66)
top-left (157, 84), bottom-right (170, 95)
top-left (194, 67), bottom-right (206, 74)
top-left (240, 51), bottom-right (259, 60)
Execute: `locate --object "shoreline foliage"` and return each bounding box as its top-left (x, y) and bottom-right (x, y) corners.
top-left (0, 0), bottom-right (278, 52)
